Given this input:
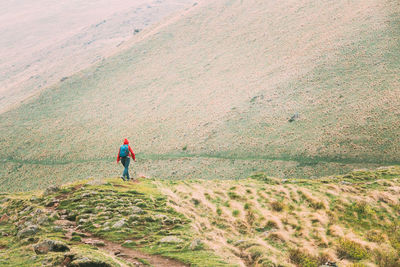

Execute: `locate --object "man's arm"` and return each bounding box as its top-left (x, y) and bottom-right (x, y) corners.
top-left (129, 146), bottom-right (136, 161)
top-left (117, 147), bottom-right (121, 162)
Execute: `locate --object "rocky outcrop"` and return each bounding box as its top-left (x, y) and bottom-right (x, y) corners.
top-left (17, 225), bottom-right (40, 238)
top-left (33, 239), bottom-right (70, 254)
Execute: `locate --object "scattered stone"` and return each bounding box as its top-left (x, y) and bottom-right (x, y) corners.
top-left (33, 239), bottom-right (70, 254)
top-left (36, 215), bottom-right (50, 225)
top-left (320, 261), bottom-right (338, 267)
top-left (78, 219), bottom-right (88, 225)
top-left (288, 112), bottom-right (299, 122)
top-left (159, 236), bottom-right (184, 244)
top-left (189, 239), bottom-right (203, 250)
top-left (82, 191), bottom-right (97, 198)
top-left (112, 219), bottom-right (126, 228)
top-left (17, 225), bottom-right (40, 238)
top-left (33, 208), bottom-right (44, 215)
top-left (0, 231), bottom-right (9, 236)
top-left (53, 226), bottom-right (63, 232)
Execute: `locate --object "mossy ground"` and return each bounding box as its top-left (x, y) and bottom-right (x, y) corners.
top-left (0, 177), bottom-right (228, 266)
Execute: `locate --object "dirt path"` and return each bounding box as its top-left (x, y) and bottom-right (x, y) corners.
top-left (53, 218), bottom-right (187, 267)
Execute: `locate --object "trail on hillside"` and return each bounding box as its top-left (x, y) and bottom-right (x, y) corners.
top-left (48, 207), bottom-right (187, 267)
top-left (3, 152), bottom-right (400, 166)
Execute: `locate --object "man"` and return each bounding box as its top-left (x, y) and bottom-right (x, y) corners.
top-left (117, 138), bottom-right (136, 181)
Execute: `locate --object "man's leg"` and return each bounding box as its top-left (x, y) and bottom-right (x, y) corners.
top-left (121, 157), bottom-right (127, 181)
top-left (125, 157), bottom-right (131, 180)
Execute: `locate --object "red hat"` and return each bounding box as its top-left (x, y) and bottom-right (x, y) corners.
top-left (124, 138), bottom-right (129, 144)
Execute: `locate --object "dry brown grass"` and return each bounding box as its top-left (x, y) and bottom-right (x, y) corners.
top-left (157, 171), bottom-right (400, 266)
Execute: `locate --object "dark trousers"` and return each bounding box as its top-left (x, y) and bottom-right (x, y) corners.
top-left (121, 157), bottom-right (130, 180)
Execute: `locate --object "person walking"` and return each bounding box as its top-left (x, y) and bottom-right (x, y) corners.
top-left (117, 138), bottom-right (136, 181)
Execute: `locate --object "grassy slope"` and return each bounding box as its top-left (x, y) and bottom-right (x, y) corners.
top-left (0, 0), bottom-right (196, 113)
top-left (1, 167), bottom-right (399, 266)
top-left (1, 0), bottom-right (400, 190)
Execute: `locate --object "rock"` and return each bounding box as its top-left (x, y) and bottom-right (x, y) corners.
top-left (189, 239), bottom-right (203, 250)
top-left (82, 191), bottom-right (97, 198)
top-left (159, 236), bottom-right (184, 244)
top-left (131, 206), bottom-right (144, 214)
top-left (36, 215), bottom-right (50, 225)
top-left (34, 239), bottom-right (70, 254)
top-left (17, 225), bottom-right (40, 238)
top-left (78, 219), bottom-right (88, 225)
top-left (33, 208), bottom-right (44, 215)
top-left (288, 112), bottom-right (299, 122)
top-left (53, 226), bottom-right (63, 232)
top-left (43, 185), bottom-right (60, 196)
top-left (112, 219), bottom-right (126, 228)
top-left (154, 214), bottom-right (168, 221)
top-left (0, 231), bottom-right (9, 236)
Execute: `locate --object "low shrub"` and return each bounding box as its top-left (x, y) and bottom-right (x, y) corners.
top-left (337, 238), bottom-right (368, 260)
top-left (270, 201), bottom-right (284, 212)
top-left (288, 248), bottom-right (319, 267)
top-left (366, 230), bottom-right (385, 243)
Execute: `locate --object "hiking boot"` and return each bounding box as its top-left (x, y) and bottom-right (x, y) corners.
top-left (120, 176), bottom-right (126, 181)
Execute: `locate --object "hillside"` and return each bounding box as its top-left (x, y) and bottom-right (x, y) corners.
top-left (1, 0), bottom-right (400, 191)
top-left (0, 167), bottom-right (399, 266)
top-left (0, 0), bottom-right (196, 113)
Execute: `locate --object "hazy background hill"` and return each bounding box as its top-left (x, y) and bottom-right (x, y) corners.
top-left (0, 0), bottom-right (196, 113)
top-left (1, 0), bottom-right (400, 191)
